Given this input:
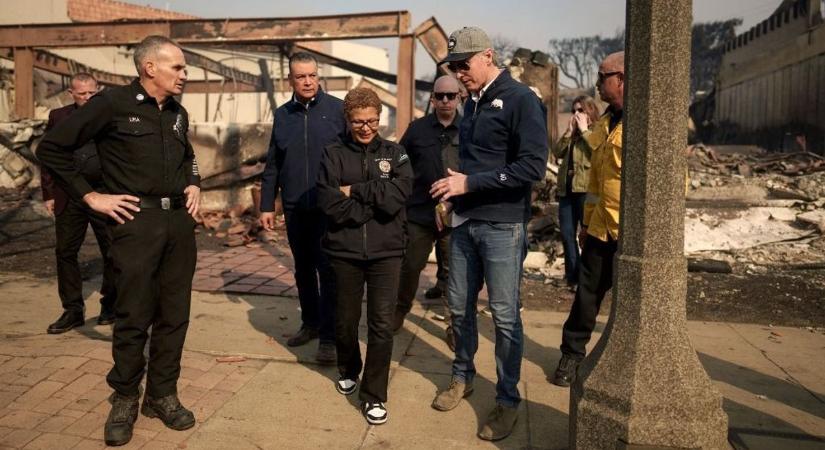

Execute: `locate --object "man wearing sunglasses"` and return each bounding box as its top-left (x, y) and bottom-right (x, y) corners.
top-left (429, 27), bottom-right (548, 441)
top-left (550, 51), bottom-right (625, 388)
top-left (393, 76), bottom-right (462, 348)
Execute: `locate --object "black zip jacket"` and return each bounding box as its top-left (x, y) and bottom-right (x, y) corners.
top-left (317, 135), bottom-right (413, 260)
top-left (455, 70), bottom-right (548, 222)
top-left (399, 113), bottom-right (460, 228)
top-left (260, 89), bottom-right (346, 212)
top-left (37, 79), bottom-right (200, 199)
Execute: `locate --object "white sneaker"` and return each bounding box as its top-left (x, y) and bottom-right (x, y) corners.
top-left (336, 376), bottom-right (357, 395)
top-left (361, 401), bottom-right (388, 425)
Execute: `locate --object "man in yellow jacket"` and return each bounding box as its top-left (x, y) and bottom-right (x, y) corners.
top-left (550, 51), bottom-right (625, 387)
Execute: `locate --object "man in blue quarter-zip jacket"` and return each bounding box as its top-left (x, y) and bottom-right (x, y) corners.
top-left (260, 52), bottom-right (346, 364)
top-left (429, 27), bottom-right (548, 442)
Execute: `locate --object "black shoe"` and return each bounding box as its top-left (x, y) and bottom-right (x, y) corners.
top-left (141, 394), bottom-right (195, 431)
top-left (286, 327), bottom-right (319, 347)
top-left (97, 306), bottom-right (116, 325)
top-left (550, 355), bottom-right (581, 387)
top-left (391, 308), bottom-right (407, 334)
top-left (104, 392), bottom-right (139, 446)
top-left (424, 285), bottom-right (445, 299)
top-left (336, 376), bottom-right (358, 395)
top-left (47, 311), bottom-right (84, 334)
top-left (361, 401), bottom-right (388, 425)
top-left (315, 341), bottom-right (337, 365)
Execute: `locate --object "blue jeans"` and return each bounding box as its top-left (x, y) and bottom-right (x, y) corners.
top-left (558, 192), bottom-right (586, 284)
top-left (448, 219), bottom-right (526, 407)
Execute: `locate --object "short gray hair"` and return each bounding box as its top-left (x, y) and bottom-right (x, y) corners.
top-left (69, 72), bottom-right (96, 86)
top-left (288, 52), bottom-right (318, 73)
top-left (133, 35), bottom-right (181, 73)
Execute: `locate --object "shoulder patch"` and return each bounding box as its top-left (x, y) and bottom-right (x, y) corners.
top-left (398, 153), bottom-right (409, 163)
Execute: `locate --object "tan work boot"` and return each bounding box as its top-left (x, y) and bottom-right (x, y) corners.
top-left (478, 403), bottom-right (519, 441)
top-left (431, 377), bottom-right (473, 411)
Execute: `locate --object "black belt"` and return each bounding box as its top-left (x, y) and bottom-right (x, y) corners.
top-left (138, 195), bottom-right (185, 210)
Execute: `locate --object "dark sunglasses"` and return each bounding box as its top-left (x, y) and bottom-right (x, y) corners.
top-left (597, 71), bottom-right (622, 83)
top-left (433, 92), bottom-right (458, 101)
top-left (447, 60), bottom-right (472, 72)
top-left (573, 107), bottom-right (584, 113)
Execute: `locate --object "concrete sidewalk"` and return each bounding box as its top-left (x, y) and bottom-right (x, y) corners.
top-left (0, 273), bottom-right (823, 449)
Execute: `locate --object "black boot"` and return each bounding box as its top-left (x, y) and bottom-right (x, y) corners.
top-left (141, 394), bottom-right (195, 430)
top-left (97, 305), bottom-right (116, 325)
top-left (47, 311), bottom-right (84, 334)
top-left (104, 392), bottom-right (139, 446)
top-left (549, 355), bottom-right (581, 387)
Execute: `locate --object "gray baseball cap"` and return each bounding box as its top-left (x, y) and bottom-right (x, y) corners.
top-left (440, 27), bottom-right (492, 64)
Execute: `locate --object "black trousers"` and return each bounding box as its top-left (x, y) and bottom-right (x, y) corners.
top-left (285, 209), bottom-right (336, 343)
top-left (106, 208), bottom-right (196, 397)
top-left (560, 235), bottom-right (617, 359)
top-left (330, 256), bottom-right (401, 403)
top-left (54, 198), bottom-right (116, 313)
top-left (397, 221), bottom-right (450, 313)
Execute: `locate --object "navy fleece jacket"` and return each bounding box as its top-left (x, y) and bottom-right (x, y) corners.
top-left (454, 70), bottom-right (549, 222)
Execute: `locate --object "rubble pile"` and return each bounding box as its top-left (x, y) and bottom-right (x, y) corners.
top-left (685, 144), bottom-right (825, 271)
top-left (195, 208), bottom-right (283, 249)
top-left (0, 120), bottom-right (45, 190)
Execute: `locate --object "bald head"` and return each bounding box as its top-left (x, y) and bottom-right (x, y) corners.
top-left (601, 51), bottom-right (625, 73)
top-left (433, 75), bottom-right (461, 93)
top-left (597, 51), bottom-right (625, 110)
top-left (431, 75), bottom-right (461, 123)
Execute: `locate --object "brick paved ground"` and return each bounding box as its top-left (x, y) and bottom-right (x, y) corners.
top-left (191, 245), bottom-right (455, 300)
top-left (0, 335), bottom-right (266, 449)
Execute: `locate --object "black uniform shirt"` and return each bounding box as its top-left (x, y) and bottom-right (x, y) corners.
top-left (398, 113), bottom-right (461, 227)
top-left (38, 79), bottom-right (200, 200)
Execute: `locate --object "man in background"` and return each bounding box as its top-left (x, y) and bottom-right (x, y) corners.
top-left (550, 51), bottom-right (625, 388)
top-left (394, 75), bottom-right (462, 352)
top-left (259, 52), bottom-right (346, 364)
top-left (42, 72), bottom-right (117, 334)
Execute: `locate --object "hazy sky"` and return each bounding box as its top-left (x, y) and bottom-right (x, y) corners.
top-left (142, 0), bottom-right (783, 78)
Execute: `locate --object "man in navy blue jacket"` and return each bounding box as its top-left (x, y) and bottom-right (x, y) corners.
top-left (429, 27), bottom-right (548, 441)
top-left (260, 52), bottom-right (346, 364)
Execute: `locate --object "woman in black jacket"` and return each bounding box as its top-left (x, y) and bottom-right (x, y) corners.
top-left (317, 87), bottom-right (412, 425)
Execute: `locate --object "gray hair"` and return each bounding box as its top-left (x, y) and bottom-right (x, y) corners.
top-left (288, 52), bottom-right (318, 72)
top-left (69, 72), bottom-right (96, 85)
top-left (133, 35), bottom-right (181, 74)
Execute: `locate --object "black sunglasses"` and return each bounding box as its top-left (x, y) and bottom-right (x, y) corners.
top-left (447, 60), bottom-right (472, 72)
top-left (597, 71), bottom-right (622, 83)
top-left (433, 92), bottom-right (458, 101)
top-left (573, 107), bottom-right (584, 113)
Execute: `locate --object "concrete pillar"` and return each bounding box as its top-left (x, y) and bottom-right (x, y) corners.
top-left (570, 1), bottom-right (730, 449)
top-left (396, 34), bottom-right (415, 139)
top-left (14, 48), bottom-right (34, 120)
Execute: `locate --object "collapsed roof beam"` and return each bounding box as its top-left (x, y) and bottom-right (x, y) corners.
top-left (0, 48), bottom-right (131, 86)
top-left (0, 11), bottom-right (410, 47)
top-left (180, 49), bottom-right (260, 88)
top-left (293, 43), bottom-right (434, 91)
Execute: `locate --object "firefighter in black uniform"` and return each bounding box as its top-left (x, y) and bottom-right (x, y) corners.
top-left (37, 36), bottom-right (201, 447)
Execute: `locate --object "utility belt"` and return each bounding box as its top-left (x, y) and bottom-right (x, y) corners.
top-left (138, 195), bottom-right (186, 210)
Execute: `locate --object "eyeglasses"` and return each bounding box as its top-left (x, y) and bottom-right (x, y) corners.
top-left (433, 92), bottom-right (458, 101)
top-left (573, 107), bottom-right (584, 113)
top-left (447, 59), bottom-right (472, 72)
top-left (350, 118), bottom-right (380, 129)
top-left (597, 71), bottom-right (622, 84)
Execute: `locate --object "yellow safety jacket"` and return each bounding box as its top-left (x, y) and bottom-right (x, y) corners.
top-left (582, 110), bottom-right (623, 242)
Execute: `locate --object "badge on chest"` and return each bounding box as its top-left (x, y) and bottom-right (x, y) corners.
top-left (376, 158), bottom-right (392, 179)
